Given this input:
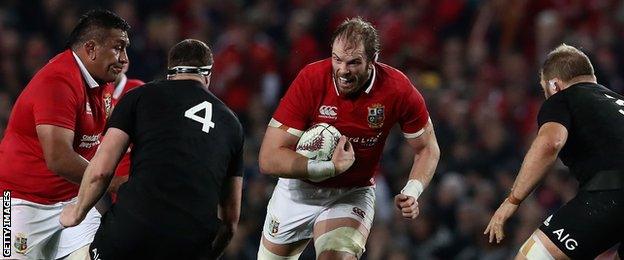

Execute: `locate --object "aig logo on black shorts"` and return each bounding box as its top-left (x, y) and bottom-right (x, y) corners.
top-left (552, 228), bottom-right (578, 250)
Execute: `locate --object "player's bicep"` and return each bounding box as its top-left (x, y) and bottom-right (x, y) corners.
top-left (91, 128), bottom-right (131, 175)
top-left (405, 120), bottom-right (438, 154)
top-left (33, 77), bottom-right (79, 130)
top-left (262, 123), bottom-right (301, 152)
top-left (36, 124), bottom-right (77, 170)
top-left (535, 122), bottom-right (568, 153)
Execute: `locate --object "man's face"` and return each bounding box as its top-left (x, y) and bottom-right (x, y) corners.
top-left (331, 38), bottom-right (372, 96)
top-left (91, 29), bottom-right (129, 83)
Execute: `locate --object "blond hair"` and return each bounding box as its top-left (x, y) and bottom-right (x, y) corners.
top-left (330, 17), bottom-right (380, 62)
top-left (541, 44), bottom-right (594, 81)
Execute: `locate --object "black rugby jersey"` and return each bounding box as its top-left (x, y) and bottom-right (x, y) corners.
top-left (538, 82), bottom-right (624, 186)
top-left (105, 79), bottom-right (244, 238)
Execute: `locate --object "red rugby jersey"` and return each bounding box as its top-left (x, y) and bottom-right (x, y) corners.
top-left (273, 59), bottom-right (430, 188)
top-left (0, 50), bottom-right (113, 204)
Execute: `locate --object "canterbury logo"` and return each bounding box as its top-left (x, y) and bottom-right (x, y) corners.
top-left (352, 207), bottom-right (366, 219)
top-left (319, 106), bottom-right (338, 118)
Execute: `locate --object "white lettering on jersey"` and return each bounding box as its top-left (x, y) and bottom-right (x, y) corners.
top-left (91, 248), bottom-right (102, 260)
top-left (347, 132), bottom-right (383, 148)
top-left (185, 101), bottom-right (215, 134)
top-left (552, 228), bottom-right (578, 250)
top-left (78, 134), bottom-right (101, 148)
top-left (318, 105), bottom-right (338, 119)
top-left (605, 94), bottom-right (624, 115)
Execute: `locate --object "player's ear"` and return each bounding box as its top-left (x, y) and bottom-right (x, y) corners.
top-left (204, 75), bottom-right (211, 86)
top-left (549, 78), bottom-right (562, 92)
top-left (84, 40), bottom-right (97, 60)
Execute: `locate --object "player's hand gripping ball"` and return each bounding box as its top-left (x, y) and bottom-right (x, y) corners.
top-left (295, 123), bottom-right (342, 161)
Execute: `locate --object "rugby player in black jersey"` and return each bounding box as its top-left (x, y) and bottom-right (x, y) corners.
top-left (485, 44), bottom-right (624, 259)
top-left (60, 39), bottom-right (244, 259)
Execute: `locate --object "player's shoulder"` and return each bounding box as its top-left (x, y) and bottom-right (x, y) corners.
top-left (298, 58), bottom-right (332, 82)
top-left (29, 50), bottom-right (81, 88)
top-left (550, 82), bottom-right (597, 103)
top-left (118, 79), bottom-right (158, 101)
top-left (223, 106), bottom-right (244, 134)
top-left (288, 58), bottom-right (332, 94)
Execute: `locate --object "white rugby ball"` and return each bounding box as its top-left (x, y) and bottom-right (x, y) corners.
top-left (296, 123), bottom-right (341, 161)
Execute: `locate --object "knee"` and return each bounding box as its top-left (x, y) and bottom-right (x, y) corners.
top-left (257, 240), bottom-right (302, 260)
top-left (314, 227), bottom-right (366, 259)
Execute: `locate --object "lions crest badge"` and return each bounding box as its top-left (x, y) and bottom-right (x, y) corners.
top-left (103, 93), bottom-right (112, 118)
top-left (268, 217), bottom-right (280, 237)
top-left (14, 233), bottom-right (27, 254)
top-left (367, 103), bottom-right (385, 129)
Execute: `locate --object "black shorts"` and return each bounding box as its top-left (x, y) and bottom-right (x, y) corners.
top-left (90, 207), bottom-right (216, 260)
top-left (538, 189), bottom-right (624, 259)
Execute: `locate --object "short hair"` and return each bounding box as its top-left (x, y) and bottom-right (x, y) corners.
top-left (66, 9), bottom-right (130, 49)
top-left (330, 17), bottom-right (380, 62)
top-left (541, 44), bottom-right (594, 81)
top-left (168, 39), bottom-right (213, 68)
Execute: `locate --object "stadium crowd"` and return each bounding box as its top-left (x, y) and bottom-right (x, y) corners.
top-left (1, 0), bottom-right (623, 259)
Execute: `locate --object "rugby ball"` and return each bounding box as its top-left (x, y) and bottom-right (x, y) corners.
top-left (295, 123), bottom-right (341, 161)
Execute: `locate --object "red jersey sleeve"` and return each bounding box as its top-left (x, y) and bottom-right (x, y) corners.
top-left (399, 84), bottom-right (430, 136)
top-left (272, 68), bottom-right (315, 131)
top-left (32, 75), bottom-right (80, 130)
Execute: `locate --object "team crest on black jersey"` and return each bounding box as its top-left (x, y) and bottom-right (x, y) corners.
top-left (104, 93), bottom-right (112, 118)
top-left (367, 103), bottom-right (384, 129)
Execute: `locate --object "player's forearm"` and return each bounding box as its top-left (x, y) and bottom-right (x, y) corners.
top-left (510, 137), bottom-right (560, 202)
top-left (407, 142), bottom-right (440, 187)
top-left (51, 152), bottom-right (89, 184)
top-left (259, 147), bottom-right (309, 178)
top-left (209, 223), bottom-right (236, 259)
top-left (75, 160), bottom-right (115, 217)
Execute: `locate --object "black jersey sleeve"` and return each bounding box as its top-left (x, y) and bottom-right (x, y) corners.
top-left (227, 121), bottom-right (244, 178)
top-left (106, 88), bottom-right (140, 137)
top-left (538, 92), bottom-right (571, 129)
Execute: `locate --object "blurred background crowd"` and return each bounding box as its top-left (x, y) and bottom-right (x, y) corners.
top-left (2, 0), bottom-right (624, 259)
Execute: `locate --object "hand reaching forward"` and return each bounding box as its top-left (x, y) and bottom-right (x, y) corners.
top-left (394, 194), bottom-right (419, 219)
top-left (484, 199), bottom-right (519, 243)
top-left (59, 203), bottom-right (84, 228)
top-left (331, 136), bottom-right (355, 175)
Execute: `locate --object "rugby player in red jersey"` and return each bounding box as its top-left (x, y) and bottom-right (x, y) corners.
top-left (0, 10), bottom-right (129, 259)
top-left (257, 17), bottom-right (440, 259)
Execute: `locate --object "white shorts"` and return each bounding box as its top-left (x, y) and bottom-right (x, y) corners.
top-left (2, 197), bottom-right (101, 260)
top-left (262, 178), bottom-right (375, 244)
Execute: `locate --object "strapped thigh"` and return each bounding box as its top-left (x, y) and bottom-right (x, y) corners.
top-left (314, 227), bottom-right (366, 258)
top-left (519, 234), bottom-right (555, 260)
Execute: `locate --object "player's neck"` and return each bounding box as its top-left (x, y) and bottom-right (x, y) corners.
top-left (564, 75), bottom-right (597, 89)
top-left (168, 74), bottom-right (208, 88)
